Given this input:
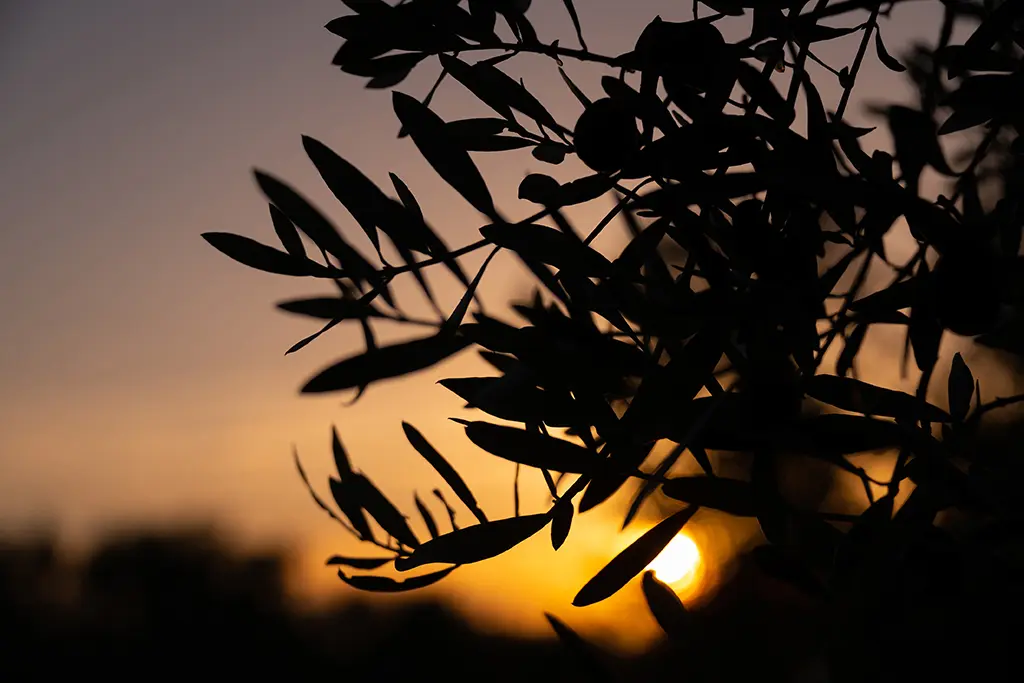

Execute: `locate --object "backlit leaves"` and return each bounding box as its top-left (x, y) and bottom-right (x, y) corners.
top-left (641, 571), bottom-right (691, 638)
top-left (805, 374), bottom-right (950, 422)
top-left (253, 170), bottom-right (381, 292)
top-left (948, 353), bottom-right (975, 422)
top-left (574, 505), bottom-right (698, 607)
top-left (461, 421), bottom-right (598, 473)
top-left (326, 555), bottom-right (392, 570)
top-left (301, 332), bottom-right (471, 394)
top-left (210, 0), bottom-right (1024, 627)
top-left (874, 29), bottom-right (906, 73)
top-left (394, 514), bottom-right (550, 570)
top-left (402, 422), bottom-right (488, 524)
top-left (337, 566), bottom-right (456, 593)
top-left (202, 232), bottom-right (323, 277)
top-left (393, 91), bottom-right (498, 220)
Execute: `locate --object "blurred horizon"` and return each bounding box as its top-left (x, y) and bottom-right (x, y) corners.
top-left (3, 0), bottom-right (1023, 653)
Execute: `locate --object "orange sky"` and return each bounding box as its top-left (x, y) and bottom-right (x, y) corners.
top-left (1, 0), bottom-right (1017, 652)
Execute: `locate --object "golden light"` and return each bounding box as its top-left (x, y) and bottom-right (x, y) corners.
top-left (647, 533), bottom-right (701, 585)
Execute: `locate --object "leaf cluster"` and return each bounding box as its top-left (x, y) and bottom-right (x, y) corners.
top-left (206, 0), bottom-right (1024, 673)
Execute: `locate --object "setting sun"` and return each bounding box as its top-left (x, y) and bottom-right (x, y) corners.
top-left (647, 534), bottom-right (701, 585)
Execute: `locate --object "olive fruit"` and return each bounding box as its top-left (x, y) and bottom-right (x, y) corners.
top-left (933, 245), bottom-right (1001, 336)
top-left (572, 97), bottom-right (640, 173)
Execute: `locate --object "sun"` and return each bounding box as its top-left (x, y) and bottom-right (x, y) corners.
top-left (647, 533), bottom-right (701, 585)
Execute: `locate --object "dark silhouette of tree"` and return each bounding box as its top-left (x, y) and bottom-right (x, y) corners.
top-left (204, 1), bottom-right (1024, 679)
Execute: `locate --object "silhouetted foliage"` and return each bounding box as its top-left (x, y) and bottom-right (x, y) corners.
top-left (207, 0), bottom-right (1024, 679)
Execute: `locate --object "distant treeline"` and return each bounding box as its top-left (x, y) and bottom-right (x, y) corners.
top-left (0, 525), bottom-right (839, 680)
top-left (2, 420), bottom-right (1022, 679)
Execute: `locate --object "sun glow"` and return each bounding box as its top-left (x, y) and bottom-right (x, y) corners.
top-left (647, 533), bottom-right (701, 585)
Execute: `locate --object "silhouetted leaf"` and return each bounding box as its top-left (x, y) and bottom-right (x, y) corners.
top-left (641, 571), bottom-right (691, 638)
top-left (403, 422), bottom-right (488, 524)
top-left (331, 426), bottom-right (354, 479)
top-left (622, 442), bottom-right (687, 530)
top-left (329, 478), bottom-right (374, 541)
top-left (963, 0), bottom-right (1024, 54)
top-left (662, 476), bottom-right (756, 516)
top-left (324, 14), bottom-right (362, 39)
top-left (558, 66), bottom-right (592, 107)
top-left (326, 555), bottom-right (393, 570)
top-left (341, 52), bottom-right (427, 85)
top-left (805, 374), bottom-right (950, 422)
top-left (337, 566), bottom-right (456, 592)
top-left (303, 135), bottom-right (436, 255)
top-left (276, 297), bottom-right (382, 320)
top-left (438, 54), bottom-right (515, 120)
top-left (910, 264), bottom-right (942, 373)
top-left (849, 276), bottom-right (921, 316)
top-left (294, 447), bottom-right (366, 539)
top-left (462, 421), bottom-right (597, 473)
top-left (573, 505), bottom-right (698, 606)
top-left (480, 223), bottom-right (613, 276)
top-left (551, 500), bottom-right (573, 550)
top-left (938, 106), bottom-right (994, 135)
top-left (414, 493), bottom-right (440, 539)
top-left (614, 217), bottom-right (668, 276)
top-left (286, 317), bottom-right (345, 355)
top-left (269, 204), bottom-right (306, 258)
top-left (442, 246), bottom-right (499, 335)
top-left (948, 352), bottom-right (975, 422)
top-left (560, 0), bottom-right (587, 49)
top-left (737, 61), bottom-right (794, 124)
top-left (202, 232), bottom-right (319, 277)
top-left (301, 332), bottom-right (471, 393)
top-left (392, 91), bottom-right (497, 219)
top-left (439, 375), bottom-right (579, 427)
top-left (438, 54), bottom-right (561, 133)
top-left (253, 170), bottom-right (387, 298)
top-left (874, 29), bottom-right (905, 72)
top-left (395, 513), bottom-right (549, 570)
top-left (389, 172), bottom-right (471, 286)
top-left (347, 474), bottom-right (420, 549)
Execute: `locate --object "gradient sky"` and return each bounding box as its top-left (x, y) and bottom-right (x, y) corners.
top-left (0, 0), bottom-right (1011, 648)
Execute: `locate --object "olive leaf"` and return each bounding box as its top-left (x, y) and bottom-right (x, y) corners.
top-left (201, 232), bottom-right (324, 277)
top-left (641, 571), bottom-right (691, 638)
top-left (573, 505), bottom-right (698, 606)
top-left (301, 332), bottom-right (471, 394)
top-left (325, 555), bottom-right (393, 570)
top-left (394, 513), bottom-right (550, 570)
top-left (461, 420), bottom-right (598, 473)
top-left (337, 566), bottom-right (456, 592)
top-left (948, 352), bottom-right (975, 422)
top-left (402, 422), bottom-right (488, 524)
top-left (805, 374), bottom-right (951, 423)
top-left (392, 91), bottom-right (498, 220)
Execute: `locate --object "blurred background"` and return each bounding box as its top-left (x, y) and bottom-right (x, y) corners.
top-left (2, 0), bottom-right (1022, 674)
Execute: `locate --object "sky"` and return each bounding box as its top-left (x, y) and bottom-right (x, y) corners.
top-left (0, 0), bottom-right (1014, 649)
